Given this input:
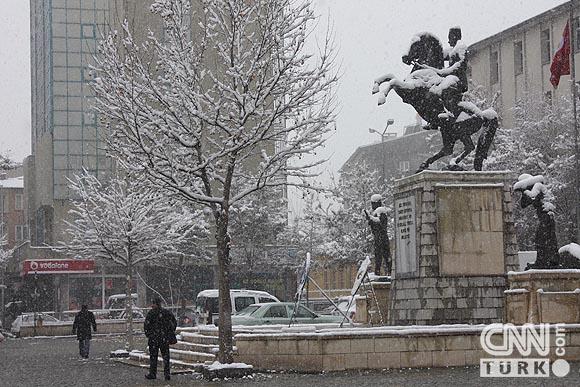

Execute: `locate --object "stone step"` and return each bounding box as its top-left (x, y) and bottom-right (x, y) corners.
top-left (173, 341), bottom-right (218, 355)
top-left (128, 351), bottom-right (206, 371)
top-left (180, 332), bottom-right (220, 346)
top-left (170, 348), bottom-right (216, 363)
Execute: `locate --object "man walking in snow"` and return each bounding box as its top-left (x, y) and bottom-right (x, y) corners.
top-left (72, 304), bottom-right (97, 359)
top-left (144, 298), bottom-right (177, 381)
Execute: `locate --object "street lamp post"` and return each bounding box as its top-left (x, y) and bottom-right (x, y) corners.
top-left (369, 119), bottom-right (395, 183)
top-left (368, 119), bottom-right (395, 142)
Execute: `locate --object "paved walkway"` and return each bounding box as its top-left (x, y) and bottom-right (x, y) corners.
top-left (1, 335), bottom-right (579, 386)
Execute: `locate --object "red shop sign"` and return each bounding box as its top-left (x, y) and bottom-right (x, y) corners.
top-left (22, 259), bottom-right (95, 275)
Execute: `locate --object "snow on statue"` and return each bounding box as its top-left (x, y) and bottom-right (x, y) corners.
top-left (513, 174), bottom-right (579, 269)
top-left (91, 0), bottom-right (337, 363)
top-left (372, 27), bottom-right (498, 172)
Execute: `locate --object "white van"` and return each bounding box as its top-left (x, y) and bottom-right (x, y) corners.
top-left (195, 289), bottom-right (280, 324)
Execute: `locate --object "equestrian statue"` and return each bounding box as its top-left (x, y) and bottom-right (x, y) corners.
top-left (372, 27), bottom-right (498, 172)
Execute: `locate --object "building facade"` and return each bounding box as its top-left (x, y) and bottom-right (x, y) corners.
top-left (0, 176), bottom-right (27, 250)
top-left (468, 2), bottom-right (580, 128)
top-left (341, 125), bottom-right (440, 183)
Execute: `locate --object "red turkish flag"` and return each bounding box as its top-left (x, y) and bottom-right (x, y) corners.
top-left (550, 21), bottom-right (571, 88)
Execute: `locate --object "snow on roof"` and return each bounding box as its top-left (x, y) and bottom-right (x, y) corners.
top-left (559, 243), bottom-right (580, 260)
top-left (0, 176), bottom-right (23, 189)
top-left (196, 289), bottom-right (274, 298)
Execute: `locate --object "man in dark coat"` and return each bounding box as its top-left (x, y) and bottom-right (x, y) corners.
top-left (72, 305), bottom-right (97, 358)
top-left (144, 298), bottom-right (177, 381)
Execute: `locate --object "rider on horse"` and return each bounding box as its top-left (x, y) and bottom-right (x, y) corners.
top-left (441, 27), bottom-right (468, 119)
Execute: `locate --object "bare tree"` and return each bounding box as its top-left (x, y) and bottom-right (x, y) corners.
top-left (91, 0), bottom-right (336, 362)
top-left (59, 170), bottom-right (208, 350)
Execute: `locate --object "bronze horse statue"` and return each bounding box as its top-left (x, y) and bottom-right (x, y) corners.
top-left (372, 33), bottom-right (497, 171)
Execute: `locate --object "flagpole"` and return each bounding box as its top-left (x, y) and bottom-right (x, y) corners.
top-left (570, 1), bottom-right (580, 242)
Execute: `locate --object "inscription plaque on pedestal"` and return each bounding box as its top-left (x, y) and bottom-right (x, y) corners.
top-left (395, 195), bottom-right (417, 274)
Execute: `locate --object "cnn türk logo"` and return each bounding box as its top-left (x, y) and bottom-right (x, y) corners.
top-left (479, 323), bottom-right (570, 378)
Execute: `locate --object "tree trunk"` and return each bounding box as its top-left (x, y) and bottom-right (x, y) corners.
top-left (125, 261), bottom-right (134, 351)
top-left (216, 212), bottom-right (234, 363)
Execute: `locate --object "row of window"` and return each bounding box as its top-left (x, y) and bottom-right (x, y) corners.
top-left (1, 194), bottom-right (24, 212)
top-left (490, 19), bottom-right (580, 85)
top-left (0, 224), bottom-right (28, 242)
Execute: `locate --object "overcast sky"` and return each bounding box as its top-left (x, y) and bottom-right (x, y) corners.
top-left (0, 0), bottom-right (569, 168)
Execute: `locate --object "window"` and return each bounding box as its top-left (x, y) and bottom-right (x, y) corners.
top-left (259, 297), bottom-right (276, 303)
top-left (514, 40), bottom-right (523, 75)
top-left (15, 194), bottom-right (23, 210)
top-left (81, 24), bottom-right (95, 39)
top-left (289, 305), bottom-right (315, 319)
top-left (234, 296), bottom-right (256, 312)
top-left (263, 305), bottom-right (288, 318)
top-left (541, 29), bottom-right (551, 65)
top-left (399, 160), bottom-right (410, 172)
top-left (490, 50), bottom-right (499, 85)
top-left (15, 225), bottom-right (28, 241)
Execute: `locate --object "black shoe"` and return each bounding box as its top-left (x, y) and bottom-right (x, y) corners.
top-left (165, 375), bottom-right (170, 381)
top-left (145, 374), bottom-right (156, 380)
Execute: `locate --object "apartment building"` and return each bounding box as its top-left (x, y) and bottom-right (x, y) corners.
top-left (468, 2), bottom-right (580, 128)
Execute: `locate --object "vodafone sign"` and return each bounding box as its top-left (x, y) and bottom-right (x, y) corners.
top-left (22, 259), bottom-right (95, 275)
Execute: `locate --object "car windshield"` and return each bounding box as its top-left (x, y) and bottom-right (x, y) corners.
top-left (236, 305), bottom-right (260, 316)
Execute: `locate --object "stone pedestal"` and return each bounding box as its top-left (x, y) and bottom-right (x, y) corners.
top-left (389, 171), bottom-right (519, 325)
top-left (365, 281), bottom-right (391, 325)
top-left (506, 270), bottom-right (580, 324)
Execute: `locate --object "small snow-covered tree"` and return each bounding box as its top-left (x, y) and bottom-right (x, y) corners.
top-left (60, 170), bottom-right (208, 349)
top-left (322, 161), bottom-right (392, 265)
top-left (91, 0), bottom-right (336, 362)
top-left (487, 92), bottom-right (577, 247)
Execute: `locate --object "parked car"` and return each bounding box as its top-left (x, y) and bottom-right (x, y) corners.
top-left (105, 293), bottom-right (141, 319)
top-left (195, 289), bottom-right (280, 325)
top-left (11, 313), bottom-right (61, 336)
top-left (231, 302), bottom-right (343, 326)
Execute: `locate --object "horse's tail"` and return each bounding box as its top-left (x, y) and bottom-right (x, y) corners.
top-left (473, 117), bottom-right (498, 171)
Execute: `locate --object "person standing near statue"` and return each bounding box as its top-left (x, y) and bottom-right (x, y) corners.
top-left (364, 194), bottom-right (392, 276)
top-left (72, 304), bottom-right (97, 359)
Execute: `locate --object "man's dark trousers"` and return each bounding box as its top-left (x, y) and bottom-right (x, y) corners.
top-left (79, 338), bottom-right (90, 358)
top-left (148, 340), bottom-right (170, 378)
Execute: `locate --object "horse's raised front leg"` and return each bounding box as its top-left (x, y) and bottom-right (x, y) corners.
top-left (372, 74), bottom-right (396, 94)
